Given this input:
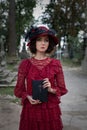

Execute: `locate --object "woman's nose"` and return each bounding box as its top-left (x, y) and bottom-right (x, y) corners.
top-left (41, 40), bottom-right (45, 44)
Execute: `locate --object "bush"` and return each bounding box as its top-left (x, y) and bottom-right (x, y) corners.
top-left (67, 35), bottom-right (84, 63)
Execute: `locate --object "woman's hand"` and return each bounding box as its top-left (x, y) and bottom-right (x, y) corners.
top-left (43, 78), bottom-right (57, 94)
top-left (43, 78), bottom-right (51, 89)
top-left (27, 95), bottom-right (41, 105)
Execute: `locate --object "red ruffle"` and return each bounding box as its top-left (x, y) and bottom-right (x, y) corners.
top-left (19, 102), bottom-right (63, 130)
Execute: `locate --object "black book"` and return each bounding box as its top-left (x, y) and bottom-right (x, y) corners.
top-left (32, 80), bottom-right (48, 102)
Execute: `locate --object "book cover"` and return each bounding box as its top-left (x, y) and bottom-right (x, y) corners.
top-left (32, 80), bottom-right (48, 102)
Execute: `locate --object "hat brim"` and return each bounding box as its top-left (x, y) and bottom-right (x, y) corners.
top-left (27, 33), bottom-right (58, 46)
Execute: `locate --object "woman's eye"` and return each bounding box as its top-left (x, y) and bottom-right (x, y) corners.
top-left (37, 38), bottom-right (41, 41)
top-left (45, 39), bottom-right (49, 42)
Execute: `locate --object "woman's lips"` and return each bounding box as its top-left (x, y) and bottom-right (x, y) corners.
top-left (41, 47), bottom-right (45, 49)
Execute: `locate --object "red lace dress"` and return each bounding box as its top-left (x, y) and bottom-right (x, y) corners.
top-left (14, 57), bottom-right (68, 130)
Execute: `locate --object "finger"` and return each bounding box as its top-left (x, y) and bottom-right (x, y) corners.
top-left (38, 101), bottom-right (42, 104)
top-left (44, 78), bottom-right (49, 80)
top-left (37, 100), bottom-right (42, 103)
top-left (43, 78), bottom-right (49, 83)
top-left (43, 83), bottom-right (48, 88)
top-left (43, 82), bottom-right (51, 87)
top-left (31, 99), bottom-right (37, 102)
top-left (29, 98), bottom-right (39, 104)
top-left (43, 80), bottom-right (49, 85)
top-left (31, 100), bottom-right (38, 104)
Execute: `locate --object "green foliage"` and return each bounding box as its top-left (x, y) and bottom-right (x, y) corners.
top-left (0, 87), bottom-right (20, 104)
top-left (41, 0), bottom-right (86, 38)
top-left (61, 57), bottom-right (80, 67)
top-left (15, 0), bottom-right (36, 45)
top-left (41, 0), bottom-right (86, 62)
top-left (67, 35), bottom-right (84, 63)
top-left (0, 87), bottom-right (14, 96)
top-left (0, 0), bottom-right (37, 48)
top-left (0, 1), bottom-right (9, 39)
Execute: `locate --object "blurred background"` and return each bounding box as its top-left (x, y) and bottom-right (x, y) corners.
top-left (0, 0), bottom-right (87, 86)
top-left (0, 1), bottom-right (87, 130)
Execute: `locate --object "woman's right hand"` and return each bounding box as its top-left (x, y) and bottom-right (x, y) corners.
top-left (27, 95), bottom-right (41, 105)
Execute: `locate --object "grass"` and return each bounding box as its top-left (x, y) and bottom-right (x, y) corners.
top-left (0, 87), bottom-right (14, 96)
top-left (0, 87), bottom-right (20, 104)
top-left (7, 64), bottom-right (15, 70)
top-left (61, 57), bottom-right (81, 67)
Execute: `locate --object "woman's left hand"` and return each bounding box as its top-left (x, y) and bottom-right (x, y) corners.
top-left (43, 78), bottom-right (51, 89)
top-left (43, 78), bottom-right (56, 94)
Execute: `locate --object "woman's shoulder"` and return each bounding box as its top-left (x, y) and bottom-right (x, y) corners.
top-left (50, 58), bottom-right (61, 65)
top-left (50, 58), bottom-right (63, 73)
top-left (18, 59), bottom-right (31, 75)
top-left (18, 58), bottom-right (31, 68)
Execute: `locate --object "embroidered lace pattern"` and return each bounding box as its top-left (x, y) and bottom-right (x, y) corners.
top-left (30, 57), bottom-right (52, 70)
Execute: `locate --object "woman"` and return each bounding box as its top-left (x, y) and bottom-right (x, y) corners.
top-left (14, 25), bottom-right (68, 130)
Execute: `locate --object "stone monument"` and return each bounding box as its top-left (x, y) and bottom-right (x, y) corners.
top-left (19, 42), bottom-right (29, 59)
top-left (0, 36), bottom-right (17, 87)
top-left (0, 37), bottom-right (7, 85)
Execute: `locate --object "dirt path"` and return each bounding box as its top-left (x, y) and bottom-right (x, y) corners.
top-left (0, 96), bottom-right (21, 130)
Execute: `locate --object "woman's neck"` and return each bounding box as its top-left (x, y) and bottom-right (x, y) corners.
top-left (34, 53), bottom-right (47, 60)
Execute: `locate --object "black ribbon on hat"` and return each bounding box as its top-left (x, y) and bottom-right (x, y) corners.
top-left (25, 26), bottom-right (57, 42)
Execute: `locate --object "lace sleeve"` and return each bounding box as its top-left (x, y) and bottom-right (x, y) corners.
top-left (14, 59), bottom-right (30, 104)
top-left (55, 60), bottom-right (68, 96)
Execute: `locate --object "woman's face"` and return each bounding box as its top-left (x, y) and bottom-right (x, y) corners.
top-left (36, 35), bottom-right (49, 53)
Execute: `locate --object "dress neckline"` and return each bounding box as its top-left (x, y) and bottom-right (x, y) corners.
top-left (29, 57), bottom-right (52, 70)
top-left (32, 57), bottom-right (49, 61)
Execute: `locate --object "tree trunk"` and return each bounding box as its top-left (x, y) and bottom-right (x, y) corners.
top-left (8, 0), bottom-right (16, 57)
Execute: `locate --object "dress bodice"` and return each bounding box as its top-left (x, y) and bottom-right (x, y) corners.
top-left (30, 57), bottom-right (52, 70)
top-left (14, 57), bottom-right (68, 106)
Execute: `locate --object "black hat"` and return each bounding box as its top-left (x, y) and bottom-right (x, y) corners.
top-left (25, 25), bottom-right (58, 46)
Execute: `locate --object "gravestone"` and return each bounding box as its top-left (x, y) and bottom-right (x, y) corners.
top-left (0, 42), bottom-right (6, 67)
top-left (19, 42), bottom-right (29, 59)
top-left (0, 40), bottom-right (17, 87)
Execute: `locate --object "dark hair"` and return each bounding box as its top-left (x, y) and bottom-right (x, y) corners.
top-left (29, 36), bottom-right (55, 54)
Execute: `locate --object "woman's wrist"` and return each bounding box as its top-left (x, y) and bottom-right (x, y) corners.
top-left (48, 88), bottom-right (56, 94)
top-left (27, 95), bottom-right (32, 100)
